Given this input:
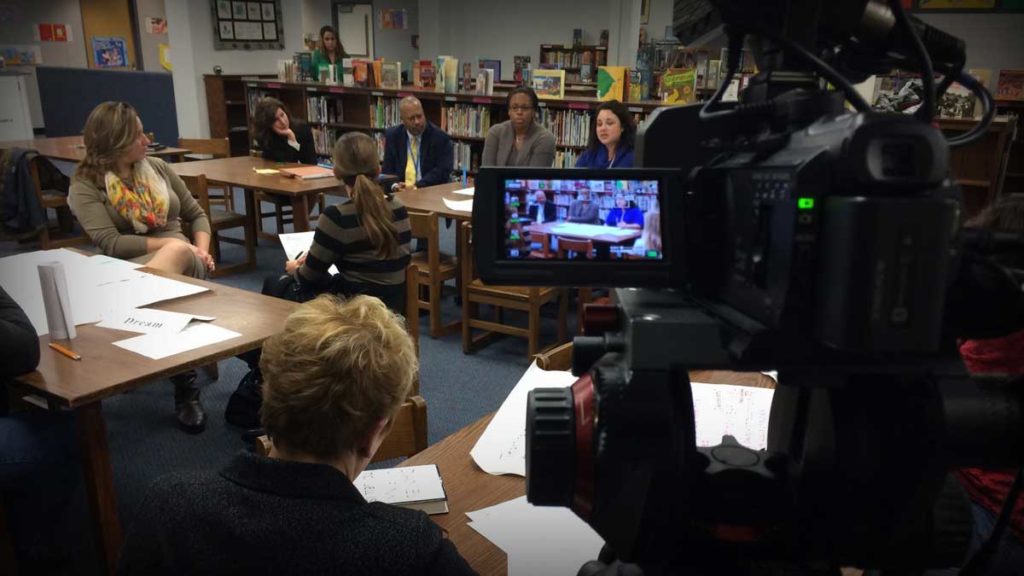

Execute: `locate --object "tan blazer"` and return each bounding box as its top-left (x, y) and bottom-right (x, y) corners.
top-left (481, 120), bottom-right (556, 167)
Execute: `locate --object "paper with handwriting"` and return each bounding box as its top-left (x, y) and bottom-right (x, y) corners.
top-left (470, 361), bottom-right (577, 476)
top-left (353, 465), bottom-right (444, 504)
top-left (691, 382), bottom-right (775, 450)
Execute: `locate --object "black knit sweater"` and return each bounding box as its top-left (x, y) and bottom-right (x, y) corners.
top-left (118, 451), bottom-right (476, 575)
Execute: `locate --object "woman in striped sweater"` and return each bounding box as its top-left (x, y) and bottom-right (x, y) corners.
top-left (282, 132), bottom-right (412, 310)
top-left (229, 133), bottom-right (411, 430)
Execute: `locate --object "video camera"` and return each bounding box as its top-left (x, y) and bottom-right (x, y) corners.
top-left (471, 0), bottom-right (1024, 573)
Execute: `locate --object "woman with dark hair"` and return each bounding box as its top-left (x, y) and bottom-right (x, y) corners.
top-left (481, 87), bottom-right (556, 167)
top-left (311, 25), bottom-right (347, 71)
top-left (575, 100), bottom-right (636, 168)
top-left (252, 97), bottom-right (318, 165)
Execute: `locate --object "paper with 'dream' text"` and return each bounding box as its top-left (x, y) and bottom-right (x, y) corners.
top-left (96, 308), bottom-right (211, 336)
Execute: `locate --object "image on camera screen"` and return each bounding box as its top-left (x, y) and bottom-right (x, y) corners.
top-left (502, 178), bottom-right (663, 261)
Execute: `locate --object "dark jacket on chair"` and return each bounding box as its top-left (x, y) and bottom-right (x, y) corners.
top-left (0, 149), bottom-right (61, 236)
top-left (117, 451), bottom-right (476, 575)
top-left (382, 122), bottom-right (453, 188)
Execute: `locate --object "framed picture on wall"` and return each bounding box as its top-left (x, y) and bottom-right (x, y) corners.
top-left (212, 0), bottom-right (283, 50)
top-left (262, 22), bottom-right (277, 40)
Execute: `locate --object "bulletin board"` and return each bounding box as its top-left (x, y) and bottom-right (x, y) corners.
top-left (211, 0), bottom-right (284, 50)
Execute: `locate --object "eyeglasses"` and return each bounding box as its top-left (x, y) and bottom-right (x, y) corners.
top-left (509, 105), bottom-right (533, 113)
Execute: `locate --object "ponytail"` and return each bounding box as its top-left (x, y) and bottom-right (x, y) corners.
top-left (350, 174), bottom-right (398, 258)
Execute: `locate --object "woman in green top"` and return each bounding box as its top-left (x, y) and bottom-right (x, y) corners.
top-left (311, 25), bottom-right (347, 72)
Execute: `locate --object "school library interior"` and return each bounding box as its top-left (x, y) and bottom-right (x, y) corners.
top-left (0, 0), bottom-right (1023, 575)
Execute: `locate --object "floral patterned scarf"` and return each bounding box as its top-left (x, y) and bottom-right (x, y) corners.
top-left (104, 160), bottom-right (169, 234)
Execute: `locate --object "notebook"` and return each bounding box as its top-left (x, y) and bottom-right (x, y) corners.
top-left (279, 166), bottom-right (334, 180)
top-left (353, 464), bottom-right (448, 515)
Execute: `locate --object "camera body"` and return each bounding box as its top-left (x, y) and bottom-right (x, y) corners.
top-left (469, 0), bottom-right (1024, 572)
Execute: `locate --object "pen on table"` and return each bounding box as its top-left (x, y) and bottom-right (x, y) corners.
top-left (49, 342), bottom-right (82, 361)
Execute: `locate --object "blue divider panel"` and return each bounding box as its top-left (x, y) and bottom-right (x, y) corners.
top-left (36, 66), bottom-right (179, 146)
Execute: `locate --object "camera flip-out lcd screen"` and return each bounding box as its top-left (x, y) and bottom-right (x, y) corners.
top-left (502, 178), bottom-right (664, 261)
top-left (472, 167), bottom-right (683, 287)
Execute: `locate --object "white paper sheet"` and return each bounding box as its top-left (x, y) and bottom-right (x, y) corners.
top-left (470, 362), bottom-right (577, 476)
top-left (442, 198), bottom-right (474, 212)
top-left (0, 249), bottom-right (208, 336)
top-left (278, 231), bottom-right (339, 275)
top-left (353, 465), bottom-right (445, 504)
top-left (453, 187), bottom-right (475, 196)
top-left (550, 222), bottom-right (635, 237)
top-left (691, 382), bottom-right (775, 450)
top-left (112, 322), bottom-right (240, 360)
top-left (96, 308), bottom-right (199, 336)
top-left (467, 496), bottom-right (604, 576)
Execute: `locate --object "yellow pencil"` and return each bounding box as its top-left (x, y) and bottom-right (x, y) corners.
top-left (48, 342), bottom-right (82, 361)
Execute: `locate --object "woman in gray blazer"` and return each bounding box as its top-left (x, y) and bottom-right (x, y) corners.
top-left (482, 87), bottom-right (556, 167)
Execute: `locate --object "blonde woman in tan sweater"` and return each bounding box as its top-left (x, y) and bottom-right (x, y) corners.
top-left (68, 101), bottom-right (213, 433)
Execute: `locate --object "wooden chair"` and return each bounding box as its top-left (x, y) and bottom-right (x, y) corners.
top-left (557, 237), bottom-right (594, 260)
top-left (408, 210), bottom-right (460, 338)
top-left (256, 396), bottom-right (428, 464)
top-left (178, 137), bottom-right (233, 211)
top-left (528, 231), bottom-right (554, 258)
top-left (461, 222), bottom-right (569, 358)
top-left (534, 341), bottom-right (574, 371)
top-left (28, 156), bottom-right (89, 249)
top-left (179, 173), bottom-right (256, 277)
top-left (255, 191), bottom-right (326, 241)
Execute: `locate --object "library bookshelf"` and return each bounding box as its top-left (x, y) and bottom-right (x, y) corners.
top-left (240, 80), bottom-right (668, 173)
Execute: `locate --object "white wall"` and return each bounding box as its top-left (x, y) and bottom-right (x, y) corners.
top-left (0, 0), bottom-right (87, 128)
top-left (166, 0), bottom-right (304, 138)
top-left (646, 0), bottom-right (675, 42)
top-left (302, 0), bottom-right (332, 43)
top-left (373, 0), bottom-right (419, 69)
top-left (135, 0), bottom-right (168, 73)
top-left (418, 0), bottom-right (641, 82)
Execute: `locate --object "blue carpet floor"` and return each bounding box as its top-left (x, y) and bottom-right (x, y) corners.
top-left (1, 203), bottom-right (574, 574)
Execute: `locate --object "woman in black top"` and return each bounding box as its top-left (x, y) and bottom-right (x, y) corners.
top-left (252, 97), bottom-right (318, 164)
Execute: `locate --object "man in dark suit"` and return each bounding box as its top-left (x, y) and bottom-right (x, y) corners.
top-left (382, 96), bottom-right (454, 191)
top-left (527, 191), bottom-right (557, 224)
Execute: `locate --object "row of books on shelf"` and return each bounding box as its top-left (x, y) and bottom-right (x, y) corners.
top-left (453, 142), bottom-right (480, 173)
top-left (553, 149), bottom-right (581, 169)
top-left (307, 96), bottom-right (344, 124)
top-left (539, 46), bottom-right (607, 69)
top-left (440, 104), bottom-right (493, 138)
top-left (537, 108), bottom-right (592, 148)
top-left (370, 97), bottom-right (402, 129)
top-left (310, 126), bottom-right (386, 160)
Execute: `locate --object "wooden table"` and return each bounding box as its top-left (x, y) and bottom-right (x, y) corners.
top-left (0, 135), bottom-right (190, 163)
top-left (401, 370), bottom-right (774, 575)
top-left (394, 181), bottom-right (476, 219)
top-left (526, 221), bottom-right (642, 260)
top-left (171, 156), bottom-right (341, 233)
top-left (9, 268), bottom-right (297, 575)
